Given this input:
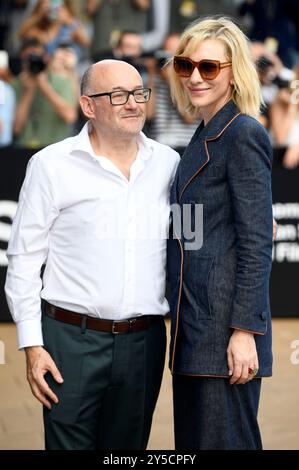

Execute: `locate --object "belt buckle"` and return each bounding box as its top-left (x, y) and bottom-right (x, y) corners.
top-left (111, 318), bottom-right (137, 334)
top-left (112, 320), bottom-right (122, 335)
top-left (129, 318), bottom-right (137, 331)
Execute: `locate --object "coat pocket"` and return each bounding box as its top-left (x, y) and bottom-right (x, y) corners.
top-left (183, 255), bottom-right (214, 320)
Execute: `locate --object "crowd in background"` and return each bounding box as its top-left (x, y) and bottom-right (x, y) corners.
top-left (0, 0), bottom-right (299, 168)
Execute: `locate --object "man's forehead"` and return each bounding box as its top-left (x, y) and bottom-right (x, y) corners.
top-left (91, 62), bottom-right (142, 90)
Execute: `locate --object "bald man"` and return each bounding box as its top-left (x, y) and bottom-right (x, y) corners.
top-left (5, 60), bottom-right (180, 450)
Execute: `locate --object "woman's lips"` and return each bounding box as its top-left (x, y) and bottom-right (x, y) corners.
top-left (188, 87), bottom-right (210, 94)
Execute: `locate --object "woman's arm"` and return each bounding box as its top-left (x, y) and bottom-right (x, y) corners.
top-left (227, 117), bottom-right (273, 334)
top-left (225, 117), bottom-right (273, 384)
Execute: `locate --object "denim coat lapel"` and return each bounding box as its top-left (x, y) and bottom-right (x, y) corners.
top-left (175, 100), bottom-right (242, 202)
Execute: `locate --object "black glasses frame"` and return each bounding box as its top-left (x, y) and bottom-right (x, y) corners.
top-left (87, 87), bottom-right (151, 105)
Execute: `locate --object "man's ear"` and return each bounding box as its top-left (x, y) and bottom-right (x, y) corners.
top-left (79, 95), bottom-right (95, 120)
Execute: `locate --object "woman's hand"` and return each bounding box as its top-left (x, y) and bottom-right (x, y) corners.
top-left (227, 330), bottom-right (258, 385)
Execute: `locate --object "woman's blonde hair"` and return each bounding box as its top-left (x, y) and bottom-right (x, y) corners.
top-left (169, 16), bottom-right (263, 118)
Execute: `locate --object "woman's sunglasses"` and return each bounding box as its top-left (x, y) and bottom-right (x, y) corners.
top-left (173, 56), bottom-right (232, 80)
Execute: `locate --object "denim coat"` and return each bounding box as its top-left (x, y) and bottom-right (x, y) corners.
top-left (167, 100), bottom-right (273, 377)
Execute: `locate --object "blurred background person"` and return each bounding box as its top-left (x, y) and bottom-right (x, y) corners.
top-left (0, 50), bottom-right (16, 148)
top-left (170, 0), bottom-right (240, 32)
top-left (113, 30), bottom-right (155, 88)
top-left (270, 66), bottom-right (299, 169)
top-left (50, 43), bottom-right (80, 99)
top-left (19, 0), bottom-right (90, 62)
top-left (0, 0), bottom-right (36, 75)
top-left (12, 38), bottom-right (78, 148)
top-left (148, 33), bottom-right (199, 155)
top-left (251, 41), bottom-right (294, 129)
top-left (239, 0), bottom-right (299, 68)
top-left (86, 0), bottom-right (150, 61)
top-left (114, 30), bottom-right (142, 59)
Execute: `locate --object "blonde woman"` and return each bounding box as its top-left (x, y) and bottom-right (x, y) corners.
top-left (167, 17), bottom-right (273, 450)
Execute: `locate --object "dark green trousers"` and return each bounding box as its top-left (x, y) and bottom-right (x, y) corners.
top-left (42, 312), bottom-right (166, 450)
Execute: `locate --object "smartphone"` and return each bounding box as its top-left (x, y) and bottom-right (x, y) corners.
top-left (48, 0), bottom-right (63, 20)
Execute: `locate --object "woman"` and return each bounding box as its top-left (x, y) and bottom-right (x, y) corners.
top-left (19, 0), bottom-right (90, 60)
top-left (167, 17), bottom-right (273, 450)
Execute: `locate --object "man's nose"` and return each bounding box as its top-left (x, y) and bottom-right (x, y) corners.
top-left (125, 93), bottom-right (138, 108)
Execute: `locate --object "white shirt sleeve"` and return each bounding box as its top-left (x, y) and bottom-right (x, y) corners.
top-left (5, 153), bottom-right (59, 349)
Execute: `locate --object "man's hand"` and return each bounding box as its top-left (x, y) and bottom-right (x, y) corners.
top-left (227, 330), bottom-right (258, 385)
top-left (25, 346), bottom-right (64, 409)
top-left (35, 71), bottom-right (49, 91)
top-left (19, 71), bottom-right (37, 93)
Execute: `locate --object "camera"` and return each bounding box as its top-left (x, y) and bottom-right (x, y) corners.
top-left (48, 0), bottom-right (63, 20)
top-left (154, 50), bottom-right (172, 68)
top-left (272, 76), bottom-right (290, 89)
top-left (256, 55), bottom-right (290, 89)
top-left (24, 53), bottom-right (47, 75)
top-left (256, 55), bottom-right (274, 73)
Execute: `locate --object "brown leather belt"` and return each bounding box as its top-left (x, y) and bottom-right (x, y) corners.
top-left (45, 302), bottom-right (157, 334)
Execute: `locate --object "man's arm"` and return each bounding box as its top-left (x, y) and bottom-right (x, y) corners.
top-left (5, 154), bottom-right (63, 408)
top-left (86, 0), bottom-right (102, 16)
top-left (13, 72), bottom-right (36, 136)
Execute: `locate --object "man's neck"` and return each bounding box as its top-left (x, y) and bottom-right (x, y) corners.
top-left (89, 126), bottom-right (139, 180)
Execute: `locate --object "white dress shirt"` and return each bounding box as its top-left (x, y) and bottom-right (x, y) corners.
top-left (5, 122), bottom-right (180, 349)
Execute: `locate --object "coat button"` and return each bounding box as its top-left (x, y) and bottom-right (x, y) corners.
top-left (260, 311), bottom-right (267, 321)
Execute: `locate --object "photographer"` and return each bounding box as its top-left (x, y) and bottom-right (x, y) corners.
top-left (13, 38), bottom-right (77, 148)
top-left (270, 66), bottom-right (299, 169)
top-left (251, 41), bottom-right (294, 128)
top-left (19, 0), bottom-right (90, 61)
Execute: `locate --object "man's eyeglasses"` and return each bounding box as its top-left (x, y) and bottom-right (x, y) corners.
top-left (87, 87), bottom-right (151, 106)
top-left (173, 56), bottom-right (232, 80)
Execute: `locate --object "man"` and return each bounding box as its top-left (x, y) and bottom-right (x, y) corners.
top-left (114, 31), bottom-right (143, 60)
top-left (5, 59), bottom-right (180, 449)
top-left (13, 38), bottom-right (77, 148)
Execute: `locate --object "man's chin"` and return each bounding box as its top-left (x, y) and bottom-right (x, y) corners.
top-left (122, 120), bottom-right (144, 134)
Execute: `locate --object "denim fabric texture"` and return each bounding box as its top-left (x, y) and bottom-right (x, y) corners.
top-left (168, 100), bottom-right (273, 377)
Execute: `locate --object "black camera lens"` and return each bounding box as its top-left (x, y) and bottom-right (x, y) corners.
top-left (256, 56), bottom-right (274, 72)
top-left (272, 76), bottom-right (290, 89)
top-left (25, 54), bottom-right (47, 75)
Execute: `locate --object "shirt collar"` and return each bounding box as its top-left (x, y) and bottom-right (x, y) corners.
top-left (70, 121), bottom-right (154, 161)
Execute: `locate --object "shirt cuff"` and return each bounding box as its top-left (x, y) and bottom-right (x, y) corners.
top-left (16, 319), bottom-right (44, 350)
